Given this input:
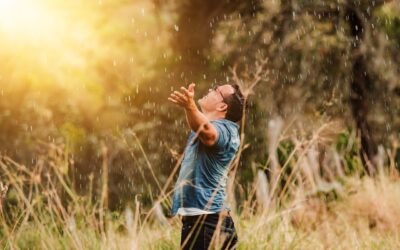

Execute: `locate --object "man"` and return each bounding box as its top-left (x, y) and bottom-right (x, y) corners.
top-left (168, 83), bottom-right (244, 250)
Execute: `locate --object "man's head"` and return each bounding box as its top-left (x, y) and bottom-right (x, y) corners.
top-left (198, 84), bottom-right (244, 122)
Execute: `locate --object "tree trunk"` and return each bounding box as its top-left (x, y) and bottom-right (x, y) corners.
top-left (346, 7), bottom-right (378, 175)
top-left (171, 0), bottom-right (262, 70)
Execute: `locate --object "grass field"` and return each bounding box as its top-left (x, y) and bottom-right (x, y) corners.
top-left (1, 122), bottom-right (400, 250)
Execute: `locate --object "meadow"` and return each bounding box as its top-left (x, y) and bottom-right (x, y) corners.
top-left (1, 121), bottom-right (399, 249)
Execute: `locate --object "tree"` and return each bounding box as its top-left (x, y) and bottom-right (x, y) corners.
top-left (210, 0), bottom-right (399, 174)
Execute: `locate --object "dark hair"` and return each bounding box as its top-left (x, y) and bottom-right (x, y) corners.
top-left (224, 84), bottom-right (245, 122)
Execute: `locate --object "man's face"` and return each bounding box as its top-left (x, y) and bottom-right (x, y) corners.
top-left (198, 84), bottom-right (235, 113)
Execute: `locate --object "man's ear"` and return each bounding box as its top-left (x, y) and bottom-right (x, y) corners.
top-left (216, 103), bottom-right (228, 112)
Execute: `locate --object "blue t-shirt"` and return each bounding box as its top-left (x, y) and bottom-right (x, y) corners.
top-left (170, 119), bottom-right (240, 216)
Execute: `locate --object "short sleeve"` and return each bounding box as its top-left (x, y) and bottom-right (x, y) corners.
top-left (210, 121), bottom-right (230, 150)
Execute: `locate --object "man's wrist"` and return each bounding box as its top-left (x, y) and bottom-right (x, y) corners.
top-left (184, 102), bottom-right (197, 112)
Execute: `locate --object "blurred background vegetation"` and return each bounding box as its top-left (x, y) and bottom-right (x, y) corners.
top-left (0, 0), bottom-right (399, 212)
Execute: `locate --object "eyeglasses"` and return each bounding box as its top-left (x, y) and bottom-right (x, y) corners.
top-left (212, 85), bottom-right (227, 103)
top-left (211, 84), bottom-right (244, 106)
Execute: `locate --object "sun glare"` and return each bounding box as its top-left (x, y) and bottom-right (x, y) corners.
top-left (0, 0), bottom-right (100, 90)
top-left (0, 0), bottom-right (54, 39)
top-left (0, 0), bottom-right (160, 92)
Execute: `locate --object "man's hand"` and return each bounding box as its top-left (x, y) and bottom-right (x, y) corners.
top-left (168, 83), bottom-right (196, 110)
top-left (168, 83), bottom-right (218, 146)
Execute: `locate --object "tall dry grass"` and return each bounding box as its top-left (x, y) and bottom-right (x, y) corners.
top-left (0, 119), bottom-right (400, 250)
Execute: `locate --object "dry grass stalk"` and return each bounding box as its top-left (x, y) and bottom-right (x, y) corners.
top-left (268, 117), bottom-right (284, 193)
top-left (100, 141), bottom-right (109, 244)
top-left (227, 57), bottom-right (269, 213)
top-left (0, 181), bottom-right (8, 214)
top-left (255, 170), bottom-right (270, 213)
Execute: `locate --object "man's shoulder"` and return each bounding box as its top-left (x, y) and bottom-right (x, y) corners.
top-left (210, 119), bottom-right (239, 130)
top-left (209, 119), bottom-right (240, 150)
top-left (211, 119), bottom-right (240, 139)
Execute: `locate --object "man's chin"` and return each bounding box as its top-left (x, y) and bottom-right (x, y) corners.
top-left (197, 99), bottom-right (204, 111)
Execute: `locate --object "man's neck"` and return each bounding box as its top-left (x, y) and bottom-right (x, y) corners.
top-left (203, 111), bottom-right (225, 121)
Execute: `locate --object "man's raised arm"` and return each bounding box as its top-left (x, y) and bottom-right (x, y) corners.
top-left (168, 83), bottom-right (218, 146)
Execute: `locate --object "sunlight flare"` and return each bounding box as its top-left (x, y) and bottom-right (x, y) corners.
top-left (0, 0), bottom-right (53, 39)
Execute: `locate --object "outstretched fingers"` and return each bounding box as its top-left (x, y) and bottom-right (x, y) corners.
top-left (168, 97), bottom-right (178, 104)
top-left (172, 91), bottom-right (187, 102)
top-left (168, 84), bottom-right (195, 107)
top-left (168, 90), bottom-right (187, 107)
top-left (180, 87), bottom-right (191, 97)
top-left (188, 83), bottom-right (195, 92)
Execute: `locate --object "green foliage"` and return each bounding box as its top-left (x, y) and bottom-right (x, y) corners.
top-left (0, 0), bottom-right (399, 214)
top-left (378, 4), bottom-right (400, 45)
top-left (60, 122), bottom-right (86, 154)
top-left (335, 128), bottom-right (364, 174)
top-left (278, 141), bottom-right (296, 167)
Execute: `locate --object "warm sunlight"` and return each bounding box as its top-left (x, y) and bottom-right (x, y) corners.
top-left (0, 0), bottom-right (98, 93)
top-left (0, 0), bottom-right (53, 39)
top-left (0, 0), bottom-right (165, 111)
